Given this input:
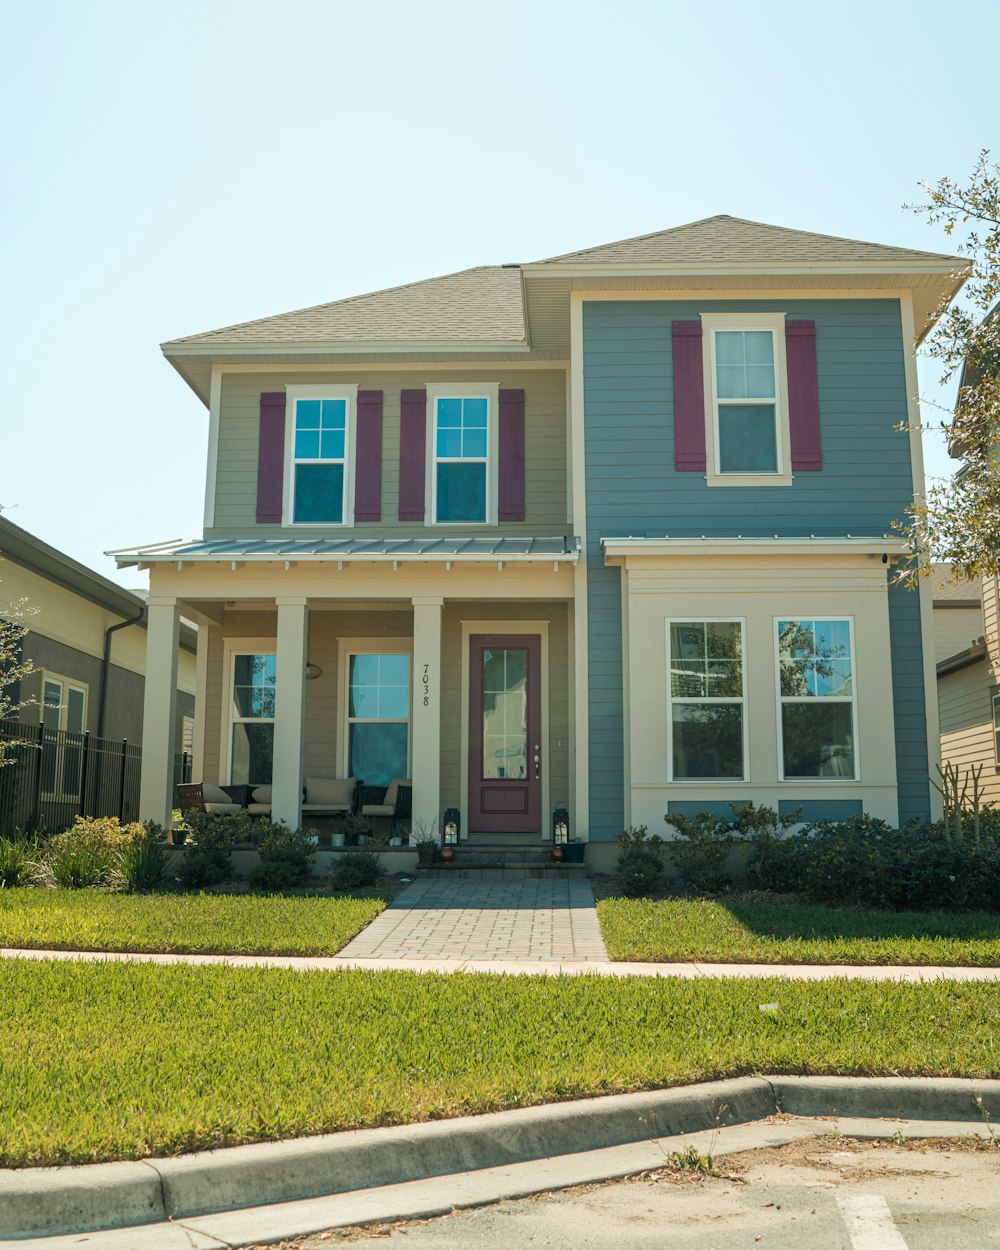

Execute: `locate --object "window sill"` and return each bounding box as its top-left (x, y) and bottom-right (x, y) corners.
top-left (705, 473), bottom-right (794, 488)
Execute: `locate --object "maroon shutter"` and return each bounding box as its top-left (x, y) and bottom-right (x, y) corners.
top-left (498, 388), bottom-right (526, 521)
top-left (786, 320), bottom-right (821, 470)
top-left (354, 390), bottom-right (383, 522)
top-left (255, 392), bottom-right (286, 523)
top-left (398, 389), bottom-right (427, 521)
top-left (672, 321), bottom-right (706, 471)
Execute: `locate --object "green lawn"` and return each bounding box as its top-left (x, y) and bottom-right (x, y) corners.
top-left (2, 960), bottom-right (998, 1166)
top-left (597, 897), bottom-right (1000, 966)
top-left (0, 889), bottom-right (388, 956)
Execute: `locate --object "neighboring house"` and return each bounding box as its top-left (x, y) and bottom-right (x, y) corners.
top-left (933, 563), bottom-right (1000, 804)
top-left (0, 514), bottom-right (197, 750)
top-left (112, 216), bottom-right (964, 852)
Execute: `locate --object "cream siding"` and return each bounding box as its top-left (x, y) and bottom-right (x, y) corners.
top-left (0, 558), bottom-right (197, 696)
top-left (211, 369), bottom-right (569, 536)
top-left (932, 605), bottom-right (984, 664)
top-left (939, 660), bottom-right (1000, 806)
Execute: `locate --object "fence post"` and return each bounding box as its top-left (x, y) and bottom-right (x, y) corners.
top-left (32, 723), bottom-right (45, 832)
top-left (117, 739), bottom-right (128, 822)
top-left (79, 731), bottom-right (90, 818)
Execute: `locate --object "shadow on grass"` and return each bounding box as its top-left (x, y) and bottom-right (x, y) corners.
top-left (715, 897), bottom-right (1000, 943)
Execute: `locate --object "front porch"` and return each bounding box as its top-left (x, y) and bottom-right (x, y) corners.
top-left (126, 546), bottom-right (581, 846)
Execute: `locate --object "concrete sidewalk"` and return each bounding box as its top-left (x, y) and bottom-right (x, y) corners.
top-left (4, 945), bottom-right (1000, 980)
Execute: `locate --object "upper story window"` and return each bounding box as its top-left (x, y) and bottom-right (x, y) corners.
top-left (285, 385), bottom-right (357, 525)
top-left (427, 383), bottom-right (499, 525)
top-left (701, 313), bottom-right (792, 487)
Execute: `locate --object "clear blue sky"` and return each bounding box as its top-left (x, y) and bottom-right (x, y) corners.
top-left (2, 0), bottom-right (994, 588)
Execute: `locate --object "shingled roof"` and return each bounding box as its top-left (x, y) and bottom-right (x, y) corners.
top-left (532, 214), bottom-right (964, 268)
top-left (163, 265), bottom-right (526, 349)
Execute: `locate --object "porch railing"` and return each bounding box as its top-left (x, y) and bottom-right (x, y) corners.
top-left (0, 718), bottom-right (191, 836)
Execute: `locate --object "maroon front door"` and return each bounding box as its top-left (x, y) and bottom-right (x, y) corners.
top-left (469, 635), bottom-right (542, 834)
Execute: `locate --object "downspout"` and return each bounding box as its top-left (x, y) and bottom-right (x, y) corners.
top-left (97, 607), bottom-right (145, 738)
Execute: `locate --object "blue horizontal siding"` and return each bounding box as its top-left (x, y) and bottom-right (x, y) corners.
top-left (583, 298), bottom-right (926, 837)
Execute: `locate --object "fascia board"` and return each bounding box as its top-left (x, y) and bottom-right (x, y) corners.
top-left (601, 536), bottom-right (909, 562)
top-left (161, 339), bottom-right (531, 357)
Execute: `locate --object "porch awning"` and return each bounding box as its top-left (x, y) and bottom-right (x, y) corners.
top-left (601, 534), bottom-right (909, 562)
top-left (110, 534), bottom-right (581, 568)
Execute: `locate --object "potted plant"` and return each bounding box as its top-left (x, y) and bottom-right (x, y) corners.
top-left (410, 819), bottom-right (439, 867)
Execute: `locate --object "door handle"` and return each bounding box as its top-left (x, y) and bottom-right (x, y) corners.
top-left (533, 745), bottom-right (540, 780)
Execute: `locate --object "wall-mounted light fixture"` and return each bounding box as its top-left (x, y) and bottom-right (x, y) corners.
top-left (306, 662), bottom-right (323, 680)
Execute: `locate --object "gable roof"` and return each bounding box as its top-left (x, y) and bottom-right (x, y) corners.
top-left (162, 265), bottom-right (526, 350)
top-left (531, 215), bottom-right (964, 269)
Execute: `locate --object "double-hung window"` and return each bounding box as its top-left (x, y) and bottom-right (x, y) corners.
top-left (286, 386), bottom-right (356, 525)
top-left (229, 652), bottom-right (276, 785)
top-left (667, 620), bottom-right (746, 780)
top-left (777, 619), bottom-right (857, 779)
top-left (345, 652), bottom-right (410, 786)
top-left (702, 313), bottom-right (792, 485)
top-left (427, 384), bottom-right (498, 524)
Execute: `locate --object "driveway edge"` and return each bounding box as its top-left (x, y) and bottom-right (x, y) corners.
top-left (3, 1075), bottom-right (999, 1240)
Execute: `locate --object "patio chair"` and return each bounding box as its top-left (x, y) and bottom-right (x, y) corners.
top-left (176, 782), bottom-right (248, 815)
top-left (358, 778), bottom-right (412, 840)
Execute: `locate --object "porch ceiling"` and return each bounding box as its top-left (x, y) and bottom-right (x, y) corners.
top-left (110, 535), bottom-right (581, 568)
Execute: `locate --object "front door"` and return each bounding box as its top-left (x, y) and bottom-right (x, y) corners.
top-left (469, 635), bottom-right (542, 834)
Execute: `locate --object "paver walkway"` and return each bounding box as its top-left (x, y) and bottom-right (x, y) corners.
top-left (338, 877), bottom-right (609, 961)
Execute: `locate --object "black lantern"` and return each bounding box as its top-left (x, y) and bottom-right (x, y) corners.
top-left (553, 807), bottom-right (570, 844)
top-left (443, 808), bottom-right (461, 844)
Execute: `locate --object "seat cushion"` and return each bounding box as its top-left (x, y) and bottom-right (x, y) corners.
top-left (305, 777), bottom-right (356, 806)
top-left (251, 785), bottom-right (272, 804)
top-left (361, 804), bottom-right (394, 817)
top-left (302, 803), bottom-right (351, 814)
top-left (202, 783), bottom-right (233, 804)
top-left (246, 803), bottom-right (272, 815)
top-left (382, 778), bottom-right (410, 810)
top-left (205, 802), bottom-right (243, 815)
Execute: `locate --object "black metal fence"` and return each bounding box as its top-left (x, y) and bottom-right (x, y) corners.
top-left (0, 718), bottom-right (191, 835)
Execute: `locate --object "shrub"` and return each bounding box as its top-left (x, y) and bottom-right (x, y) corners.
top-left (615, 848), bottom-right (664, 898)
top-left (178, 811), bottom-right (246, 888)
top-left (331, 850), bottom-right (381, 890)
top-left (248, 823), bottom-right (316, 891)
top-left (113, 836), bottom-right (169, 892)
top-left (734, 802), bottom-right (801, 892)
top-left (61, 816), bottom-right (149, 850)
top-left (665, 810), bottom-right (737, 894)
top-left (39, 835), bottom-right (115, 889)
top-left (616, 824), bottom-right (663, 851)
top-left (0, 834), bottom-right (39, 888)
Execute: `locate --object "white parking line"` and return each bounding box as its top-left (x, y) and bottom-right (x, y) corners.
top-left (837, 1194), bottom-right (909, 1249)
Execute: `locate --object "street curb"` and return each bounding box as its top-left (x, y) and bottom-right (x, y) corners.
top-left (3, 1075), bottom-right (999, 1240)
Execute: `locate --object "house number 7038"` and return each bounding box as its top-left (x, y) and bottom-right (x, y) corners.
top-left (422, 664), bottom-right (430, 707)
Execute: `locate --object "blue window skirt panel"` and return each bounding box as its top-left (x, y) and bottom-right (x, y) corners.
top-left (778, 799), bottom-right (863, 823)
top-left (667, 799), bottom-right (750, 819)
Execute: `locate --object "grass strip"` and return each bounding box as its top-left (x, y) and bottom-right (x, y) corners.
top-left (2, 959), bottom-right (1000, 1167)
top-left (0, 889), bottom-right (387, 956)
top-left (597, 897), bottom-right (1000, 966)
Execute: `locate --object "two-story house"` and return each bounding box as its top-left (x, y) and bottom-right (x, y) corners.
top-left (113, 217), bottom-right (963, 858)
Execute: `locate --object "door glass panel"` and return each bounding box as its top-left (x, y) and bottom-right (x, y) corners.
top-left (42, 681), bottom-right (61, 730)
top-left (482, 648), bottom-right (527, 779)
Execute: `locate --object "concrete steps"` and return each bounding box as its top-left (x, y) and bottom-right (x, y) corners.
top-left (417, 845), bottom-right (588, 879)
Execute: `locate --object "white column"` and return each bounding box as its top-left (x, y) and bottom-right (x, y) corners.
top-left (272, 596), bottom-right (308, 828)
top-left (192, 621), bottom-right (213, 784)
top-left (411, 596), bottom-right (443, 841)
top-left (139, 596), bottom-right (180, 826)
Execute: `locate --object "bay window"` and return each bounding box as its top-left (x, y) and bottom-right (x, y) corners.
top-left (667, 619), bottom-right (746, 780)
top-left (777, 618), bottom-right (857, 779)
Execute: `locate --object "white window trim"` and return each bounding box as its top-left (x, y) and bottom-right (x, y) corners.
top-left (336, 637), bottom-right (414, 781)
top-left (700, 313), bottom-right (793, 488)
top-left (39, 671), bottom-right (88, 732)
top-left (425, 381), bottom-right (500, 526)
top-left (773, 616), bottom-right (860, 783)
top-left (992, 692), bottom-right (1000, 766)
top-left (283, 384), bottom-right (359, 528)
top-left (665, 618), bottom-right (749, 783)
top-left (222, 638), bottom-right (276, 786)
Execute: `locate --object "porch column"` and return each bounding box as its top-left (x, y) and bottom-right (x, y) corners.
top-left (272, 596), bottom-right (308, 828)
top-left (411, 596), bottom-right (443, 841)
top-left (139, 596), bottom-right (180, 827)
top-left (191, 620), bottom-right (213, 783)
